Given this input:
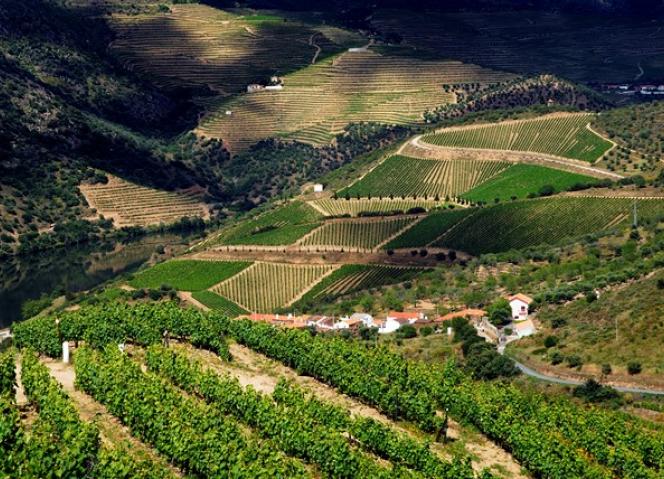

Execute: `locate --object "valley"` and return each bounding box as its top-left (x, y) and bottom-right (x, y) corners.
top-left (2, 0), bottom-right (664, 478)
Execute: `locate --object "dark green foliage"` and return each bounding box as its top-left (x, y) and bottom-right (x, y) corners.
top-left (487, 298), bottom-right (511, 326)
top-left (573, 380), bottom-right (621, 404)
top-left (12, 302), bottom-right (231, 360)
top-left (627, 361), bottom-right (642, 375)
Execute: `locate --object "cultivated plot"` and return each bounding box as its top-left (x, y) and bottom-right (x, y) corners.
top-left (298, 216), bottom-right (418, 250)
top-left (309, 197), bottom-right (443, 217)
top-left (422, 114), bottom-right (613, 162)
top-left (340, 155), bottom-right (511, 200)
top-left (212, 262), bottom-right (338, 312)
top-left (438, 197), bottom-right (664, 254)
top-left (80, 175), bottom-right (209, 227)
top-left (461, 164), bottom-right (597, 202)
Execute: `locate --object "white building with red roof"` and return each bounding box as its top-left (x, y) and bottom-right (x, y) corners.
top-left (508, 294), bottom-right (533, 321)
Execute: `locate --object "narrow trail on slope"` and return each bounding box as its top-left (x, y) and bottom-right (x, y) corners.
top-left (309, 33), bottom-right (322, 64)
top-left (41, 357), bottom-right (184, 477)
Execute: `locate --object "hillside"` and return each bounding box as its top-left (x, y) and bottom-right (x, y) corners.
top-left (509, 272), bottom-right (664, 382)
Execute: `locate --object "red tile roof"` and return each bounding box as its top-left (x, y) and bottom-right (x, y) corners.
top-left (508, 294), bottom-right (534, 304)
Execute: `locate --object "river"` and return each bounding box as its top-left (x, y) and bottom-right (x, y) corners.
top-left (0, 233), bottom-right (200, 328)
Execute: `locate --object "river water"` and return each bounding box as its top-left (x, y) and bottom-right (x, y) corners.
top-left (0, 233), bottom-right (199, 328)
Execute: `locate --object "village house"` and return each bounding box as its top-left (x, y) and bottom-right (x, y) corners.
top-left (307, 315), bottom-right (336, 331)
top-left (513, 319), bottom-right (536, 338)
top-left (244, 313), bottom-right (308, 329)
top-left (508, 294), bottom-right (533, 321)
top-left (378, 311), bottom-right (425, 334)
top-left (313, 183), bottom-right (324, 193)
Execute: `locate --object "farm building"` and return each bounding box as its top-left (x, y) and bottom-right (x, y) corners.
top-left (247, 84), bottom-right (264, 93)
top-left (513, 319), bottom-right (537, 338)
top-left (313, 183), bottom-right (324, 193)
top-left (508, 294), bottom-right (533, 320)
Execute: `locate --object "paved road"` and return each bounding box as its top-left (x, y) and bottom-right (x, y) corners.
top-left (513, 359), bottom-right (664, 396)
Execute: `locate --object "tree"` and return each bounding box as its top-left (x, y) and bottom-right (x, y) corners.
top-left (627, 361), bottom-right (642, 375)
top-left (488, 298), bottom-right (511, 326)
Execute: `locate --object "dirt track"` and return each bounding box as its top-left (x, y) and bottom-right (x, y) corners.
top-left (189, 247), bottom-right (469, 266)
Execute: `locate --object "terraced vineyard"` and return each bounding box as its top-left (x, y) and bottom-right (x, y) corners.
top-left (130, 260), bottom-right (252, 291)
top-left (340, 155), bottom-right (511, 200)
top-left (110, 4), bottom-right (360, 93)
top-left (80, 175), bottom-right (209, 227)
top-left (211, 262), bottom-right (338, 312)
top-left (309, 197), bottom-right (442, 217)
top-left (438, 197), bottom-right (664, 254)
top-left (461, 164), bottom-right (597, 203)
top-left (384, 208), bottom-right (476, 249)
top-left (422, 114), bottom-right (613, 162)
top-left (199, 49), bottom-right (513, 150)
top-left (213, 200), bottom-right (322, 246)
top-left (191, 290), bottom-right (248, 317)
top-left (299, 216), bottom-right (417, 250)
top-left (295, 264), bottom-right (423, 306)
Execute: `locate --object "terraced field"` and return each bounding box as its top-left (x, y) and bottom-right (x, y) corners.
top-left (80, 175), bottom-right (209, 227)
top-left (298, 216), bottom-right (418, 250)
top-left (384, 208), bottom-right (476, 249)
top-left (109, 4), bottom-right (360, 93)
top-left (294, 264), bottom-right (423, 306)
top-left (422, 114), bottom-right (613, 162)
top-left (199, 49), bottom-right (513, 150)
top-left (461, 164), bottom-right (597, 203)
top-left (191, 290), bottom-right (248, 317)
top-left (213, 201), bottom-right (322, 246)
top-left (211, 262), bottom-right (338, 312)
top-left (130, 260), bottom-right (251, 291)
top-left (340, 155), bottom-right (511, 200)
top-left (309, 197), bottom-right (443, 217)
top-left (438, 197), bottom-right (664, 254)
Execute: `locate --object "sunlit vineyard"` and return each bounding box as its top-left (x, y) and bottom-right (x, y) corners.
top-left (80, 175), bottom-right (209, 227)
top-left (212, 201), bottom-right (322, 246)
top-left (211, 262), bottom-right (338, 312)
top-left (340, 155), bottom-right (510, 200)
top-left (422, 114), bottom-right (613, 162)
top-left (199, 50), bottom-right (512, 150)
top-left (385, 208), bottom-right (476, 249)
top-left (438, 197), bottom-right (664, 254)
top-left (309, 197), bottom-right (442, 216)
top-left (299, 216), bottom-right (417, 250)
top-left (109, 4), bottom-right (360, 92)
top-left (295, 264), bottom-right (423, 306)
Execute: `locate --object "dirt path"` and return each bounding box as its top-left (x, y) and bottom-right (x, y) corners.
top-left (14, 358), bottom-right (27, 406)
top-left (177, 291), bottom-right (210, 311)
top-left (185, 342), bottom-right (527, 478)
top-left (41, 357), bottom-right (183, 477)
top-left (189, 247), bottom-right (468, 266)
top-left (309, 33), bottom-right (322, 64)
top-left (408, 135), bottom-right (623, 180)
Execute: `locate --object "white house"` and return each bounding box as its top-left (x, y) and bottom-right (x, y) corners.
top-left (377, 311), bottom-right (425, 334)
top-left (508, 294), bottom-right (533, 321)
top-left (264, 84), bottom-right (283, 91)
top-left (513, 319), bottom-right (536, 338)
top-left (347, 312), bottom-right (373, 327)
top-left (247, 84), bottom-right (264, 93)
top-left (313, 183), bottom-right (324, 193)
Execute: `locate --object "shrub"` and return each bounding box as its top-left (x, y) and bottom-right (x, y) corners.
top-left (543, 335), bottom-right (558, 348)
top-left (627, 361), bottom-right (642, 375)
top-left (601, 364), bottom-right (612, 375)
top-left (420, 326), bottom-right (433, 337)
top-left (397, 324), bottom-right (417, 339)
top-left (550, 351), bottom-right (564, 365)
top-left (567, 355), bottom-right (583, 368)
top-left (573, 380), bottom-right (621, 404)
top-left (488, 298), bottom-right (511, 327)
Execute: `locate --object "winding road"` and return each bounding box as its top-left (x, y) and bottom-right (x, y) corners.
top-left (512, 358), bottom-right (664, 396)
